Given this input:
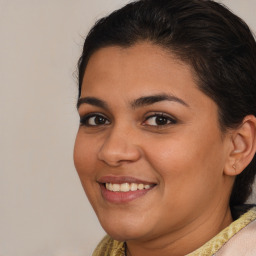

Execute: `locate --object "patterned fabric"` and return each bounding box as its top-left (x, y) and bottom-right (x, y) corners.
top-left (92, 236), bottom-right (125, 256)
top-left (187, 207), bottom-right (256, 256)
top-left (92, 207), bottom-right (256, 256)
top-left (215, 219), bottom-right (256, 256)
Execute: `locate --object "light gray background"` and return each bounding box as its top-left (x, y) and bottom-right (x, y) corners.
top-left (0, 1), bottom-right (255, 256)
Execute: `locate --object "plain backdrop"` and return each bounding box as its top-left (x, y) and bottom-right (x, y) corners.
top-left (0, 1), bottom-right (255, 256)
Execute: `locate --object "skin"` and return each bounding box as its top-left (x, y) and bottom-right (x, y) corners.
top-left (74, 42), bottom-right (235, 256)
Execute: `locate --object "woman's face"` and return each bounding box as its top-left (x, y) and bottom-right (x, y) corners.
top-left (74, 43), bottom-right (233, 242)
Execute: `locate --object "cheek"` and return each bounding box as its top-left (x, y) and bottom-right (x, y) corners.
top-left (142, 135), bottom-right (226, 227)
top-left (73, 131), bottom-right (98, 182)
top-left (73, 132), bottom-right (102, 208)
top-left (144, 128), bottom-right (225, 195)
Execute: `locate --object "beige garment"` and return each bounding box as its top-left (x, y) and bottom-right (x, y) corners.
top-left (92, 236), bottom-right (125, 256)
top-left (215, 219), bottom-right (256, 256)
top-left (93, 207), bottom-right (256, 256)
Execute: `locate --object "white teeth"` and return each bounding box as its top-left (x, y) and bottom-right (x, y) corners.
top-left (130, 183), bottom-right (138, 191)
top-left (120, 183), bottom-right (130, 192)
top-left (138, 184), bottom-right (144, 190)
top-left (105, 182), bottom-right (153, 192)
top-left (144, 184), bottom-right (150, 189)
top-left (112, 184), bottom-right (120, 192)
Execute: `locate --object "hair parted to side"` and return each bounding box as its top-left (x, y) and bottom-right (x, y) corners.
top-left (78, 0), bottom-right (256, 207)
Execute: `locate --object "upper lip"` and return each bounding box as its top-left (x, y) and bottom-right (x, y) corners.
top-left (97, 175), bottom-right (157, 185)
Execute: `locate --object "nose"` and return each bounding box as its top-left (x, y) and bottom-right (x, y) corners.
top-left (98, 126), bottom-right (141, 167)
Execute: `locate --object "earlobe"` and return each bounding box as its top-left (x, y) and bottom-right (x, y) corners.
top-left (224, 115), bottom-right (256, 176)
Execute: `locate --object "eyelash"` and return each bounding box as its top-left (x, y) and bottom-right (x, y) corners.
top-left (79, 112), bottom-right (177, 128)
top-left (143, 113), bottom-right (177, 127)
top-left (80, 113), bottom-right (110, 127)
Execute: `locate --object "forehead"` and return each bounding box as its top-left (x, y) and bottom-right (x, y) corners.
top-left (81, 43), bottom-right (198, 97)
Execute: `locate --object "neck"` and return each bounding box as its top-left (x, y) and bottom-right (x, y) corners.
top-left (125, 206), bottom-right (233, 256)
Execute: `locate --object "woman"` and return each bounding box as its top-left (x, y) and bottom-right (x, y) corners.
top-left (74, 0), bottom-right (256, 255)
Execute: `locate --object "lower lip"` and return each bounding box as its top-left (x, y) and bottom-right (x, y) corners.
top-left (100, 184), bottom-right (154, 203)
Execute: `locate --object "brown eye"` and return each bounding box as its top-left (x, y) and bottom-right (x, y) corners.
top-left (144, 114), bottom-right (176, 126)
top-left (80, 114), bottom-right (110, 126)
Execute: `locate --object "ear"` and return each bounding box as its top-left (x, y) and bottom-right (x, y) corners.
top-left (224, 115), bottom-right (256, 176)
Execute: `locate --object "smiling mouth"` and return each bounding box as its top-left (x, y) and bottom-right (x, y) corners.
top-left (98, 176), bottom-right (157, 203)
top-left (100, 182), bottom-right (156, 203)
top-left (104, 182), bottom-right (154, 192)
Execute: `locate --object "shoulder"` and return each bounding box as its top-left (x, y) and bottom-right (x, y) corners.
top-left (215, 209), bottom-right (256, 256)
top-left (187, 206), bottom-right (256, 256)
top-left (92, 235), bottom-right (125, 256)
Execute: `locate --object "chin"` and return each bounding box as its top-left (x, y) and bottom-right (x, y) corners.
top-left (104, 228), bottom-right (145, 242)
top-left (99, 215), bottom-right (150, 242)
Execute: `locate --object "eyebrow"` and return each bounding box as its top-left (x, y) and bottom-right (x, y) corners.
top-left (131, 93), bottom-right (189, 109)
top-left (77, 97), bottom-right (109, 110)
top-left (77, 93), bottom-right (189, 110)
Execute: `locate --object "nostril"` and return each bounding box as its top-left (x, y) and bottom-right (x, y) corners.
top-left (97, 140), bottom-right (141, 166)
